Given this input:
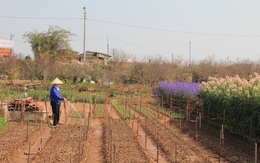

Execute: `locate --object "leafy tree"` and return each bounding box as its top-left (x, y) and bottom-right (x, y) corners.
top-left (23, 26), bottom-right (74, 59)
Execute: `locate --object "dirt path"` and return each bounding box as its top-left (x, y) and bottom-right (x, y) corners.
top-left (81, 103), bottom-right (104, 163)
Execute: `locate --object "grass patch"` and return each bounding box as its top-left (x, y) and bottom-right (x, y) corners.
top-left (70, 110), bottom-right (85, 118)
top-left (0, 117), bottom-right (6, 132)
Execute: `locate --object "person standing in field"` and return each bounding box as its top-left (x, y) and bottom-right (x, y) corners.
top-left (50, 77), bottom-right (65, 126)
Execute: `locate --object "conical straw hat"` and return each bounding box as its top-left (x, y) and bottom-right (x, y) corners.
top-left (51, 77), bottom-right (63, 85)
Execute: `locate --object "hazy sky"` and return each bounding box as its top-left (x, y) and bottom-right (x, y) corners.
top-left (1, 0), bottom-right (260, 62)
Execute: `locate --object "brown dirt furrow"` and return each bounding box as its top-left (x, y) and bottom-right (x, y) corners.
top-left (103, 118), bottom-right (150, 162)
top-left (0, 122), bottom-right (39, 162)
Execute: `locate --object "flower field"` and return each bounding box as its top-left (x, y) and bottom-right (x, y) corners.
top-left (158, 73), bottom-right (260, 142)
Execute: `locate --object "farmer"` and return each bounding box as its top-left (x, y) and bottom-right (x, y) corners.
top-left (50, 77), bottom-right (65, 126)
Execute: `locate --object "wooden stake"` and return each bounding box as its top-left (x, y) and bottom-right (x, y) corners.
top-left (221, 125), bottom-right (224, 145)
top-left (27, 142), bottom-right (30, 163)
top-left (179, 108), bottom-right (182, 135)
top-left (145, 118), bottom-right (147, 150)
top-left (175, 142), bottom-right (177, 162)
top-left (40, 119), bottom-right (42, 133)
top-left (255, 143), bottom-right (258, 163)
top-left (40, 138), bottom-right (42, 151)
top-left (26, 113), bottom-right (29, 142)
top-left (195, 117), bottom-right (198, 140)
top-left (137, 118), bottom-right (139, 136)
top-left (64, 101), bottom-right (67, 123)
top-left (156, 125), bottom-right (159, 163)
top-left (113, 143), bottom-right (116, 163)
top-left (199, 112), bottom-right (202, 129)
top-left (78, 126), bottom-right (81, 162)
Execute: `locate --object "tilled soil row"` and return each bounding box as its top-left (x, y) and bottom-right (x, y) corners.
top-left (139, 118), bottom-right (216, 163)
top-left (103, 118), bottom-right (150, 162)
top-left (178, 121), bottom-right (258, 163)
top-left (0, 122), bottom-right (39, 162)
top-left (32, 118), bottom-right (86, 163)
top-left (128, 105), bottom-right (217, 162)
top-left (129, 104), bottom-right (218, 162)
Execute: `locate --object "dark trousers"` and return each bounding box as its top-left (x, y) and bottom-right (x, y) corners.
top-left (51, 101), bottom-right (60, 126)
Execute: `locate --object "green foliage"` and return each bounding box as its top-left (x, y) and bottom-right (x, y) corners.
top-left (28, 90), bottom-right (49, 101)
top-left (113, 104), bottom-right (134, 119)
top-left (150, 105), bottom-right (184, 119)
top-left (0, 117), bottom-right (6, 132)
top-left (137, 106), bottom-right (157, 118)
top-left (23, 25), bottom-right (74, 59)
top-left (108, 88), bottom-right (115, 97)
top-left (93, 93), bottom-right (105, 104)
top-left (200, 74), bottom-right (260, 141)
top-left (95, 104), bottom-right (105, 118)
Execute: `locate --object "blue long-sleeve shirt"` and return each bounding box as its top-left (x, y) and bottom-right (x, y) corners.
top-left (50, 85), bottom-right (64, 105)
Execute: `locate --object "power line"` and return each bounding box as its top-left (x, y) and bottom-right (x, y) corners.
top-left (1, 15), bottom-right (260, 38)
top-left (0, 15), bottom-right (81, 20)
top-left (110, 36), bottom-right (187, 48)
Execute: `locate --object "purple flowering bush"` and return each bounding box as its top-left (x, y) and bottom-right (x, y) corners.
top-left (158, 81), bottom-right (200, 99)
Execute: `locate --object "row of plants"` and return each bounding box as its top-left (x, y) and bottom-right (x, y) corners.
top-left (150, 105), bottom-right (184, 119)
top-left (27, 89), bottom-right (106, 104)
top-left (112, 104), bottom-right (135, 119)
top-left (94, 104), bottom-right (105, 118)
top-left (131, 104), bottom-right (158, 118)
top-left (200, 73), bottom-right (260, 141)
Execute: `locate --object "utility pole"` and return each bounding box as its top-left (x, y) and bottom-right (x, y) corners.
top-left (107, 35), bottom-right (109, 55)
top-left (10, 34), bottom-right (14, 41)
top-left (172, 53), bottom-right (174, 64)
top-left (189, 41), bottom-right (191, 68)
top-left (83, 7), bottom-right (86, 62)
top-left (10, 34), bottom-right (14, 56)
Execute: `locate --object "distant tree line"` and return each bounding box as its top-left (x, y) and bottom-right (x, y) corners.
top-left (0, 26), bottom-right (259, 85)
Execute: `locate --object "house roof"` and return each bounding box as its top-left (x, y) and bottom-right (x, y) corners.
top-left (79, 51), bottom-right (112, 58)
